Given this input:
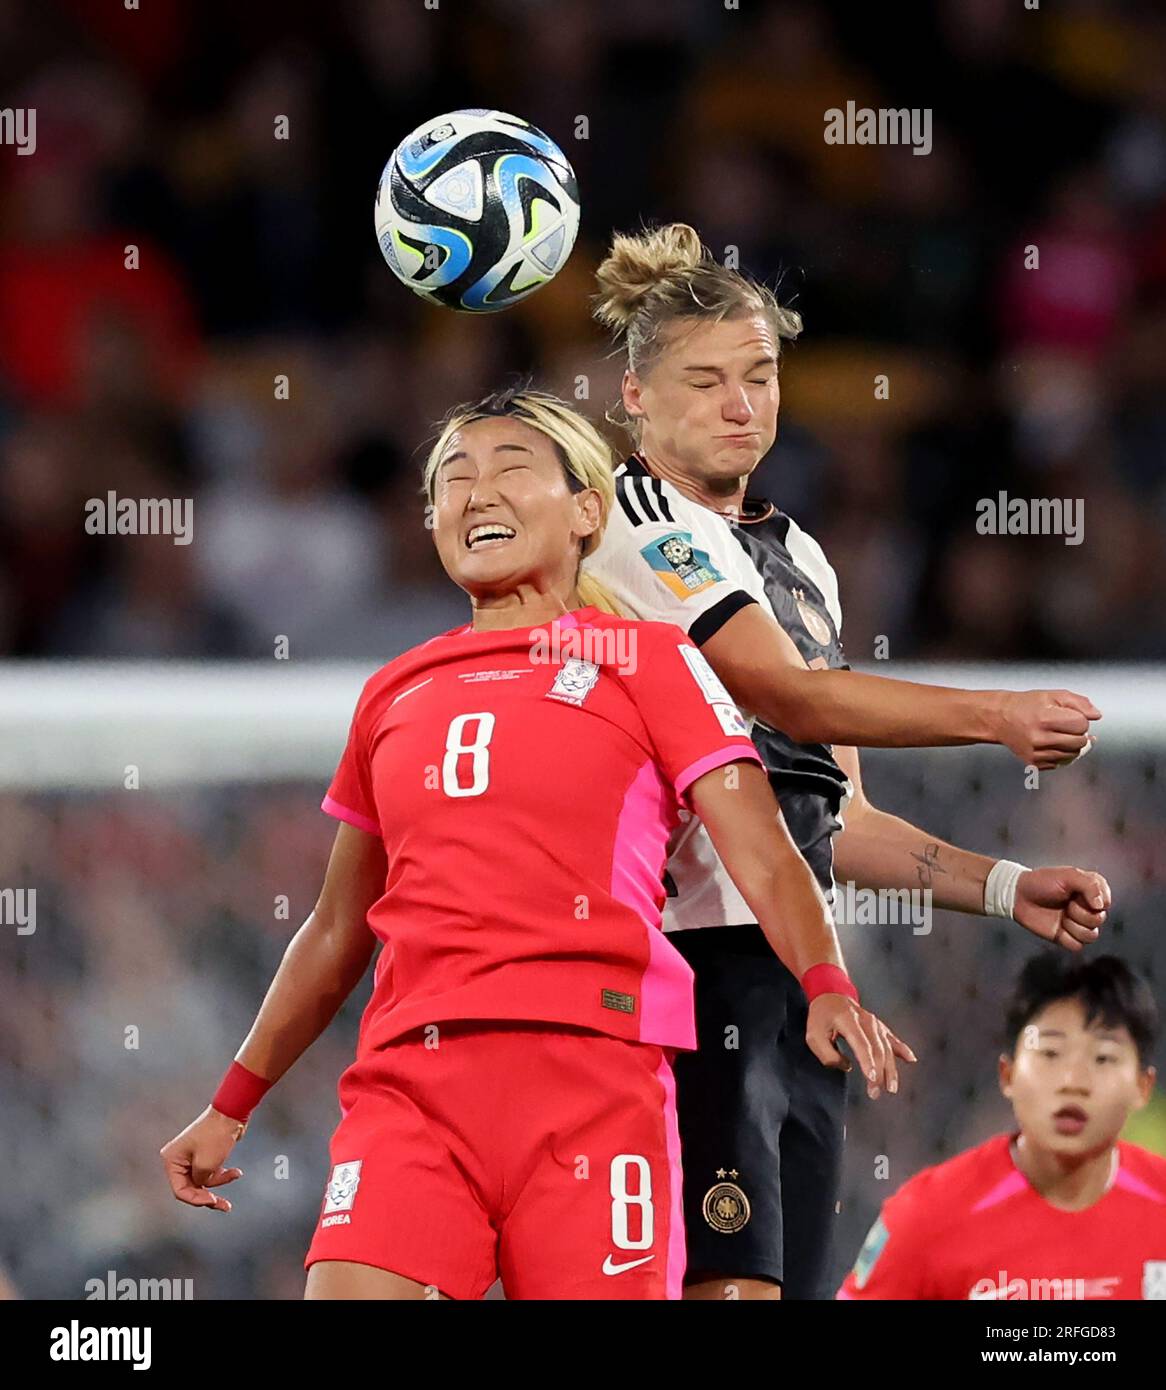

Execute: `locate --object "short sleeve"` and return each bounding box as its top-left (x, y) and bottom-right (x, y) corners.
top-left (836, 1184), bottom-right (934, 1300)
top-left (322, 699), bottom-right (380, 837)
top-left (621, 623), bottom-right (762, 805)
top-left (587, 476), bottom-right (761, 646)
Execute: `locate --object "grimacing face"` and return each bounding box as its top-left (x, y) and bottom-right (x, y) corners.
top-left (430, 415), bottom-right (600, 600)
top-left (623, 313), bottom-right (781, 486)
top-left (999, 996), bottom-right (1155, 1160)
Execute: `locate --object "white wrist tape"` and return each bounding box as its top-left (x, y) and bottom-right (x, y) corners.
top-left (984, 859), bottom-right (1030, 920)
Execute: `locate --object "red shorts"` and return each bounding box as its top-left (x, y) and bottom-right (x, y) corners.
top-left (304, 1022), bottom-right (685, 1299)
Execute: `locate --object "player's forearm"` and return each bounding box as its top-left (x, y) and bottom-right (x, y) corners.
top-left (746, 848), bottom-right (847, 981)
top-left (690, 766), bottom-right (848, 981)
top-left (753, 666), bottom-right (1004, 750)
top-left (702, 603), bottom-right (1096, 764)
top-left (703, 611), bottom-right (1005, 748)
top-left (230, 911), bottom-right (376, 1086)
top-left (833, 805), bottom-right (993, 915)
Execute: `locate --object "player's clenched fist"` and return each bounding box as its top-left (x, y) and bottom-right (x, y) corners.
top-left (1014, 867), bottom-right (1112, 952)
top-left (805, 995), bottom-right (917, 1100)
top-left (160, 1107), bottom-right (246, 1213)
top-left (994, 689), bottom-right (1100, 769)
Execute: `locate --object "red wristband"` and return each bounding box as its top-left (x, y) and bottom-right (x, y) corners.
top-left (211, 1061), bottom-right (272, 1123)
top-left (801, 963), bottom-right (859, 1005)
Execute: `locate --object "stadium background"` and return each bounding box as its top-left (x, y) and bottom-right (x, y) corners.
top-left (1, 0), bottom-right (1164, 1298)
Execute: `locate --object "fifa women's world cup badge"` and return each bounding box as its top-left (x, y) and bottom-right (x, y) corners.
top-left (702, 1169), bottom-right (752, 1233)
top-left (639, 531), bottom-right (725, 599)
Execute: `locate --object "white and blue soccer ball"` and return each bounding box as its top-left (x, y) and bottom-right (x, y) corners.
top-left (374, 108), bottom-right (580, 312)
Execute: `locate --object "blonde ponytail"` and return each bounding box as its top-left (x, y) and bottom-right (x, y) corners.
top-left (577, 570), bottom-right (624, 617)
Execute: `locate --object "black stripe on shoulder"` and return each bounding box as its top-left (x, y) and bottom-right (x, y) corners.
top-left (616, 476), bottom-right (642, 526)
top-left (651, 478), bottom-right (675, 523)
top-left (689, 591), bottom-right (758, 647)
top-left (633, 475), bottom-right (660, 523)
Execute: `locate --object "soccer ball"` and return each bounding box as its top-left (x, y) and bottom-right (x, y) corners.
top-left (374, 109), bottom-right (580, 313)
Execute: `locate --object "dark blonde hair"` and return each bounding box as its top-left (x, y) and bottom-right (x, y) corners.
top-left (593, 223), bottom-right (802, 437)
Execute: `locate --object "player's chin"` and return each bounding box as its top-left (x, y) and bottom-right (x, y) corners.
top-left (707, 440), bottom-right (764, 473)
top-left (1039, 1122), bottom-right (1106, 1158)
top-left (452, 548), bottom-right (524, 589)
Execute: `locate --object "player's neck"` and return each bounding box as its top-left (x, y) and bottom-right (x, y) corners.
top-left (636, 444), bottom-right (750, 518)
top-left (1011, 1132), bottom-right (1118, 1212)
top-left (469, 586), bottom-right (585, 632)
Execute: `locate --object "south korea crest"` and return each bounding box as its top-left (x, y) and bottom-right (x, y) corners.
top-left (547, 658), bottom-right (600, 707)
top-left (1144, 1260), bottom-right (1166, 1299)
top-left (322, 1159), bottom-right (363, 1215)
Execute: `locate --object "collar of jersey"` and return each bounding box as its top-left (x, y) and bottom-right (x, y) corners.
top-left (451, 605), bottom-right (599, 637)
top-left (1007, 1130), bottom-right (1120, 1209)
top-left (625, 452), bottom-right (776, 525)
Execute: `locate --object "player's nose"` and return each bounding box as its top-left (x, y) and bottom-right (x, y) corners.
top-left (464, 484), bottom-right (501, 513)
top-left (722, 392), bottom-right (753, 423)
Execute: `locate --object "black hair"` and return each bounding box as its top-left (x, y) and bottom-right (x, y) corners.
top-left (1004, 954), bottom-right (1159, 1067)
top-left (469, 378), bottom-right (537, 417)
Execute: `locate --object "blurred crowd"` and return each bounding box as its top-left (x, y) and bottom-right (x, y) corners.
top-left (1, 0), bottom-right (1165, 662)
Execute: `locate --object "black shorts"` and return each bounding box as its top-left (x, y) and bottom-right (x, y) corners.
top-left (669, 924), bottom-right (848, 1298)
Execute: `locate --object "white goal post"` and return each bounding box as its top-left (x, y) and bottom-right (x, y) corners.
top-left (0, 662), bottom-right (1163, 790)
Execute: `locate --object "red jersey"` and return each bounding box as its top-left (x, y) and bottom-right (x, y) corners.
top-left (838, 1133), bottom-right (1166, 1301)
top-left (323, 606), bottom-right (762, 1054)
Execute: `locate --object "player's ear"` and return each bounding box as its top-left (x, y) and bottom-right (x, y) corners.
top-left (573, 486), bottom-right (602, 545)
top-left (998, 1052), bottom-right (1014, 1099)
top-left (622, 369), bottom-right (644, 419)
top-left (1134, 1064), bottom-right (1156, 1110)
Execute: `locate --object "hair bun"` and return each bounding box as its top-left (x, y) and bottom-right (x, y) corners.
top-left (593, 223), bottom-right (706, 332)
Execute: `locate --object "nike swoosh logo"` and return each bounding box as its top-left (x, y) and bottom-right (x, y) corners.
top-left (602, 1254), bottom-right (655, 1276)
top-left (390, 677), bottom-right (433, 707)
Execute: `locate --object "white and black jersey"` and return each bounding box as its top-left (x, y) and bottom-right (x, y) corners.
top-left (588, 454), bottom-right (853, 932)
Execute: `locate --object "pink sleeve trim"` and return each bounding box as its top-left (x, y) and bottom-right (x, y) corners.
top-left (321, 794), bottom-right (379, 837)
top-left (675, 745), bottom-right (763, 801)
top-left (835, 1286), bottom-right (855, 1300)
